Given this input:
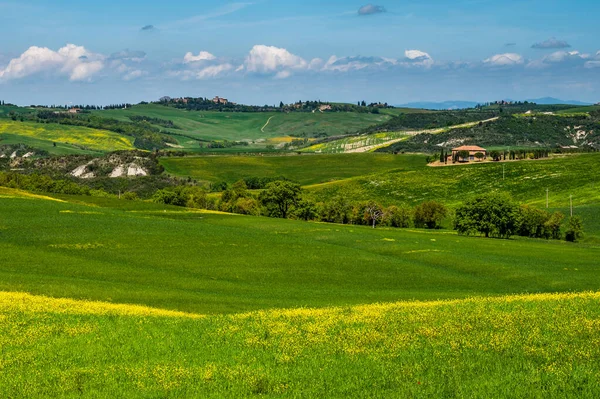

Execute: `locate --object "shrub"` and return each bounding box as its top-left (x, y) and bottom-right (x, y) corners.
top-left (414, 201), bottom-right (447, 229)
top-left (383, 205), bottom-right (412, 228)
top-left (565, 216), bottom-right (584, 242)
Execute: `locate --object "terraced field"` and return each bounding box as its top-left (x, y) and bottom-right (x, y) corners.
top-left (0, 120), bottom-right (134, 153)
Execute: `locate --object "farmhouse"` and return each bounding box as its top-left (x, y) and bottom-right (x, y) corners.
top-left (452, 145), bottom-right (487, 162)
top-left (213, 96), bottom-right (228, 104)
top-left (67, 108), bottom-right (81, 114)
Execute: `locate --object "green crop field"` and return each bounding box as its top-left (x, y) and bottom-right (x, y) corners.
top-left (95, 104), bottom-right (390, 144)
top-left (160, 153), bottom-right (425, 185)
top-left (2, 291), bottom-right (599, 398)
top-left (1, 187), bottom-right (599, 315)
top-left (0, 188), bottom-right (599, 397)
top-left (0, 120), bottom-right (134, 153)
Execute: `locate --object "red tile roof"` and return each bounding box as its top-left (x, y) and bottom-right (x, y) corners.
top-left (452, 145), bottom-right (487, 151)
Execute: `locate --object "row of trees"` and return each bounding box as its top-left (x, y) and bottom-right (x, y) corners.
top-left (454, 193), bottom-right (584, 242)
top-left (152, 180), bottom-right (450, 229)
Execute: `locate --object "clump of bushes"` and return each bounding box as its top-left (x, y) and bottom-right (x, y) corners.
top-left (455, 193), bottom-right (583, 242)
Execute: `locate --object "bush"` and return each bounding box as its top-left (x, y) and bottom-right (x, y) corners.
top-left (565, 216), bottom-right (584, 242)
top-left (414, 201), bottom-right (447, 229)
top-left (383, 205), bottom-right (412, 228)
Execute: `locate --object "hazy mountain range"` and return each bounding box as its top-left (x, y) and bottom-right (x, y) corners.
top-left (399, 98), bottom-right (593, 110)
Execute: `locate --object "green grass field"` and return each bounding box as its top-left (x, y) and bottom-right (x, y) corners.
top-left (1, 187), bottom-right (599, 315)
top-left (161, 153), bottom-right (425, 185)
top-left (0, 120), bottom-right (134, 153)
top-left (0, 188), bottom-right (599, 397)
top-left (2, 291), bottom-right (599, 398)
top-left (305, 154), bottom-right (600, 208)
top-left (95, 104), bottom-right (390, 144)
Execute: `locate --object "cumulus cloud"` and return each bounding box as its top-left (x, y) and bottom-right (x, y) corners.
top-left (358, 4), bottom-right (386, 15)
top-left (404, 50), bottom-right (434, 67)
top-left (483, 53), bottom-right (524, 66)
top-left (244, 45), bottom-right (310, 78)
top-left (0, 44), bottom-right (105, 82)
top-left (183, 51), bottom-right (217, 63)
top-left (532, 38), bottom-right (571, 49)
top-left (527, 51), bottom-right (590, 69)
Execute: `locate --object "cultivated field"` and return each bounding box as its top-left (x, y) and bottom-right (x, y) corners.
top-left (0, 120), bottom-right (134, 153)
top-left (1, 188), bottom-right (598, 315)
top-left (160, 153), bottom-right (424, 186)
top-left (2, 291), bottom-right (599, 397)
top-left (96, 104), bottom-right (390, 144)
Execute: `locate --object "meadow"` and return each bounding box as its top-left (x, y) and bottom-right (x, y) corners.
top-left (161, 153), bottom-right (600, 209)
top-left (1, 291), bottom-right (599, 397)
top-left (1, 187), bottom-right (599, 315)
top-left (160, 153), bottom-right (425, 186)
top-left (305, 154), bottom-right (600, 208)
top-left (0, 120), bottom-right (134, 153)
top-left (96, 104), bottom-right (390, 144)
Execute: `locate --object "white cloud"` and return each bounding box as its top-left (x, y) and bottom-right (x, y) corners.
top-left (244, 45), bottom-right (308, 74)
top-left (183, 51), bottom-right (216, 63)
top-left (0, 44), bottom-right (105, 82)
top-left (322, 55), bottom-right (394, 72)
top-left (483, 53), bottom-right (524, 66)
top-left (527, 51), bottom-right (590, 69)
top-left (195, 63), bottom-right (234, 79)
top-left (404, 50), bottom-right (434, 67)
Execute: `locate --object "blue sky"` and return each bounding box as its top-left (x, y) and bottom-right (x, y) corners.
top-left (1, 0), bottom-right (599, 105)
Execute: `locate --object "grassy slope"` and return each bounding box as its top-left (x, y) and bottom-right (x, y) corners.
top-left (160, 153), bottom-right (425, 185)
top-left (0, 120), bottom-right (134, 152)
top-left (1, 291), bottom-right (599, 397)
top-left (0, 188), bottom-right (598, 316)
top-left (306, 154), bottom-right (600, 207)
top-left (95, 104), bottom-right (390, 142)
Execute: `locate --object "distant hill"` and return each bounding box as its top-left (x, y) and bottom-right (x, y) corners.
top-left (525, 97), bottom-right (592, 106)
top-left (397, 101), bottom-right (480, 110)
top-left (399, 98), bottom-right (593, 110)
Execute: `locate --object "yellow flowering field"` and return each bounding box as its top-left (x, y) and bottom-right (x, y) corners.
top-left (0, 120), bottom-right (134, 151)
top-left (1, 291), bottom-right (599, 397)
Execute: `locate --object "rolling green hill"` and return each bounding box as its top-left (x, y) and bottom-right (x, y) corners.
top-left (0, 187), bottom-right (598, 315)
top-left (160, 153), bottom-right (424, 186)
top-left (0, 120), bottom-right (134, 154)
top-left (95, 104), bottom-right (391, 144)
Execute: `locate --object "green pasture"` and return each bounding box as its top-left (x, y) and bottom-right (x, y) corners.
top-left (306, 154), bottom-right (600, 208)
top-left (1, 291), bottom-right (599, 398)
top-left (160, 153), bottom-right (425, 185)
top-left (0, 188), bottom-right (598, 316)
top-left (95, 104), bottom-right (390, 142)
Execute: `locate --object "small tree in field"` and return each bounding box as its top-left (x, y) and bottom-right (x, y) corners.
top-left (474, 152), bottom-right (484, 161)
top-left (565, 216), bottom-right (584, 242)
top-left (363, 201), bottom-right (384, 228)
top-left (414, 201), bottom-right (447, 229)
top-left (259, 180), bottom-right (302, 219)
